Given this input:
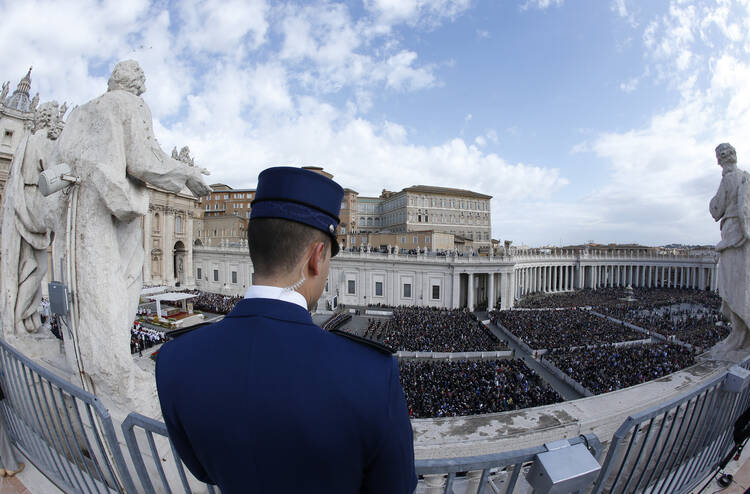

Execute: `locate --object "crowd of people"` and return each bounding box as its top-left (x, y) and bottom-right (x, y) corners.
top-left (185, 290), bottom-right (243, 314)
top-left (595, 304), bottom-right (731, 349)
top-left (489, 308), bottom-right (644, 350)
top-left (131, 322), bottom-right (167, 356)
top-left (544, 343), bottom-right (696, 395)
top-left (367, 307), bottom-right (506, 352)
top-left (516, 287), bottom-right (722, 310)
top-left (398, 359), bottom-right (562, 418)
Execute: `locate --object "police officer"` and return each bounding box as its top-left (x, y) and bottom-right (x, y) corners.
top-left (156, 167), bottom-right (417, 494)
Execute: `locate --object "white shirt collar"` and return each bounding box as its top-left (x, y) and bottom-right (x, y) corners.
top-left (244, 285), bottom-right (308, 311)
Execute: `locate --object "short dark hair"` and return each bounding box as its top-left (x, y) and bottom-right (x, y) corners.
top-left (247, 218), bottom-right (330, 278)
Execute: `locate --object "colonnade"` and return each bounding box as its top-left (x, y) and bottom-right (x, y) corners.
top-left (513, 262), bottom-right (718, 301)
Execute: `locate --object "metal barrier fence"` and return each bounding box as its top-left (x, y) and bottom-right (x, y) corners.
top-left (0, 338), bottom-right (136, 494)
top-left (591, 366), bottom-right (748, 494)
top-left (122, 412), bottom-right (220, 494)
top-left (0, 332), bottom-right (748, 494)
top-left (414, 434), bottom-right (603, 494)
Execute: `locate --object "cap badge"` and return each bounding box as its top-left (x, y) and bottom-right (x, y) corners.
top-left (329, 224), bottom-right (335, 234)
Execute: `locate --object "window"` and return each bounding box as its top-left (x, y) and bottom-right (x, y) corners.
top-left (234, 203), bottom-right (239, 209)
top-left (213, 269), bottom-right (219, 281)
top-left (432, 285), bottom-right (440, 299)
top-left (426, 236), bottom-right (431, 243)
top-left (401, 236), bottom-right (406, 244)
top-left (230, 271), bottom-right (237, 284)
top-left (175, 216), bottom-right (182, 233)
top-left (237, 193), bottom-right (243, 199)
top-left (403, 283), bottom-right (411, 298)
top-left (347, 280), bottom-right (356, 294)
top-left (413, 236), bottom-right (418, 244)
top-left (205, 203), bottom-right (210, 210)
top-left (375, 281), bottom-right (383, 296)
top-left (224, 194), bottom-right (229, 199)
top-left (2, 129), bottom-right (12, 145)
top-left (197, 268), bottom-right (202, 280)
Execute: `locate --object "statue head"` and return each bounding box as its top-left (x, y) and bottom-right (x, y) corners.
top-left (107, 60), bottom-right (146, 96)
top-left (34, 101), bottom-right (61, 140)
top-left (716, 143), bottom-right (737, 169)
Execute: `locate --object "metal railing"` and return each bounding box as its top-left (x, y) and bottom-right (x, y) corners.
top-left (122, 412), bottom-right (219, 494)
top-left (0, 338), bottom-right (136, 494)
top-left (0, 332), bottom-right (747, 494)
top-left (591, 367), bottom-right (748, 494)
top-left (415, 434), bottom-right (602, 493)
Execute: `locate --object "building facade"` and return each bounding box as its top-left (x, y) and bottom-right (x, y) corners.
top-left (193, 247), bottom-right (719, 311)
top-left (340, 185), bottom-right (492, 250)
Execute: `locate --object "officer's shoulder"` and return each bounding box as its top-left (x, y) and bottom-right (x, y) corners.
top-left (328, 329), bottom-right (395, 355)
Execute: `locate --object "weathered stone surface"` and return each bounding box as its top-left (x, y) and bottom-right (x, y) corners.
top-left (48, 60), bottom-right (210, 415)
top-left (710, 143), bottom-right (750, 361)
top-left (1, 101), bottom-right (64, 341)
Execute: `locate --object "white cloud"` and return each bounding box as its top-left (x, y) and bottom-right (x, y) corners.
top-left (619, 77), bottom-right (639, 93)
top-left (176, 0), bottom-right (269, 54)
top-left (364, 0), bottom-right (472, 28)
top-left (559, 0), bottom-right (750, 246)
top-left (611, 0), bottom-right (637, 27)
top-left (520, 0), bottom-right (564, 12)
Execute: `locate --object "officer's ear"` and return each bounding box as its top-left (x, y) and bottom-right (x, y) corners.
top-left (307, 240), bottom-right (328, 277)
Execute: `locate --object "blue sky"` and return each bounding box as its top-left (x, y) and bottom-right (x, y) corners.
top-left (2, 0), bottom-right (749, 247)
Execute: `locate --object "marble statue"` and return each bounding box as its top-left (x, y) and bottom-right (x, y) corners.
top-left (30, 92), bottom-right (39, 112)
top-left (709, 143), bottom-right (750, 360)
top-left (171, 145), bottom-right (195, 166)
top-left (1, 101), bottom-right (65, 337)
top-left (0, 81), bottom-right (9, 103)
top-left (54, 60), bottom-right (210, 412)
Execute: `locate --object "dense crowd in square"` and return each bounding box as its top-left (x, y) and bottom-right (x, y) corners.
top-left (544, 343), bottom-right (696, 395)
top-left (515, 287), bottom-right (722, 310)
top-left (184, 290), bottom-right (242, 314)
top-left (369, 307), bottom-right (506, 352)
top-left (398, 359), bottom-right (561, 418)
top-left (489, 308), bottom-right (645, 350)
top-left (595, 304), bottom-right (731, 349)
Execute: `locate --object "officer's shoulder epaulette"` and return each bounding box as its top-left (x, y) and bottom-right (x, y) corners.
top-left (329, 329), bottom-right (395, 355)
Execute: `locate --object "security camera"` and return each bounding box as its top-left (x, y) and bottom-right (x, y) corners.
top-left (38, 163), bottom-right (79, 197)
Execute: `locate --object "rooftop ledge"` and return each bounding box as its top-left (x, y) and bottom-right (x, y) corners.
top-left (412, 356), bottom-right (731, 460)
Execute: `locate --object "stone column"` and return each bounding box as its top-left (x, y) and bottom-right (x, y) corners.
top-left (165, 213), bottom-right (175, 286)
top-left (488, 272), bottom-right (495, 311)
top-left (500, 272), bottom-right (508, 309)
top-left (552, 265), bottom-right (557, 292)
top-left (452, 272), bottom-right (460, 309)
top-left (143, 210), bottom-right (152, 284)
top-left (185, 212), bottom-right (195, 288)
top-left (468, 273), bottom-right (474, 311)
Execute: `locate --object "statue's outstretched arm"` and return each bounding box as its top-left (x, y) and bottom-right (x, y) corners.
top-left (125, 106), bottom-right (210, 197)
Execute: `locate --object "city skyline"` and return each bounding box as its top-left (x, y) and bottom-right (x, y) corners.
top-left (1, 0), bottom-right (747, 246)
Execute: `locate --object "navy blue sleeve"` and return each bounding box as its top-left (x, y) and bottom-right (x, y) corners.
top-left (155, 347), bottom-right (214, 485)
top-left (362, 358), bottom-right (418, 494)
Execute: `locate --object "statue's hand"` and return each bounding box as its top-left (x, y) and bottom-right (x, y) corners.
top-left (186, 173), bottom-right (211, 197)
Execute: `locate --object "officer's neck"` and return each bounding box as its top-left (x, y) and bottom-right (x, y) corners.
top-left (254, 274), bottom-right (316, 311)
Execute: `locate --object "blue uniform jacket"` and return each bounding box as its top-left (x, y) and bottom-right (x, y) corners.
top-left (156, 298), bottom-right (417, 494)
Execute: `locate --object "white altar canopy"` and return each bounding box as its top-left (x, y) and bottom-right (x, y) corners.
top-left (148, 292), bottom-right (196, 319)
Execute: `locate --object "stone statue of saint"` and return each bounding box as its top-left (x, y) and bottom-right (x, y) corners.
top-left (55, 60), bottom-right (211, 412)
top-left (1, 101), bottom-right (65, 337)
top-left (709, 143), bottom-right (750, 360)
top-left (0, 81), bottom-right (9, 103)
top-left (30, 92), bottom-right (39, 112)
